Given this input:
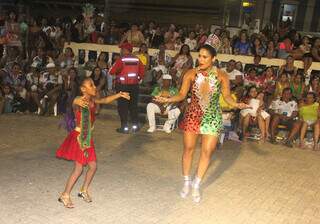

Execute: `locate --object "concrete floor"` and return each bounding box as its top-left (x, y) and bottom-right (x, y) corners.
top-left (1, 113), bottom-right (320, 224)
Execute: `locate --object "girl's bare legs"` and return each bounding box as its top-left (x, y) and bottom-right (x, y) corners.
top-left (299, 122), bottom-right (308, 149)
top-left (257, 115), bottom-right (266, 142)
top-left (59, 161), bottom-right (83, 208)
top-left (313, 122), bottom-right (320, 150)
top-left (63, 161), bottom-right (83, 194)
top-left (180, 132), bottom-right (198, 198)
top-left (265, 116), bottom-right (270, 139)
top-left (81, 161), bottom-right (97, 189)
top-left (192, 135), bottom-right (218, 203)
top-left (78, 161), bottom-right (97, 202)
top-left (242, 114), bottom-right (250, 140)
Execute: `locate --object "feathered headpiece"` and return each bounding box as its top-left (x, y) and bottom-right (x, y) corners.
top-left (82, 3), bottom-right (95, 18)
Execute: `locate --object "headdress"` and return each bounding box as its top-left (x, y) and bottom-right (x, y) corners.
top-left (205, 34), bottom-right (221, 50)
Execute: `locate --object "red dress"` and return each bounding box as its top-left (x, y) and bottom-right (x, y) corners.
top-left (56, 104), bottom-right (97, 165)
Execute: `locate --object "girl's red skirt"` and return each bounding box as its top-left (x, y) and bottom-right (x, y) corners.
top-left (56, 130), bottom-right (96, 165)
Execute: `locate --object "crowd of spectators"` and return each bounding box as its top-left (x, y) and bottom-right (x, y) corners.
top-left (1, 8), bottom-right (320, 149)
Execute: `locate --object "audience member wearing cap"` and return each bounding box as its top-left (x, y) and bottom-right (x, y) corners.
top-left (162, 74), bottom-right (172, 80)
top-left (147, 73), bottom-right (179, 133)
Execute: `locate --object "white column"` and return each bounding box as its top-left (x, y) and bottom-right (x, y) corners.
top-left (84, 50), bottom-right (89, 63)
top-left (262, 0), bottom-right (274, 28)
top-left (108, 52), bottom-right (113, 65)
top-left (303, 0), bottom-right (316, 31)
top-left (238, 0), bottom-right (244, 27)
top-left (97, 51), bottom-right (101, 58)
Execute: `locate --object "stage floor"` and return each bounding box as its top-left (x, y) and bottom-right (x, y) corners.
top-left (1, 113), bottom-right (320, 224)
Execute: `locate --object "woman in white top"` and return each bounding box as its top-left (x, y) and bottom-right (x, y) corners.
top-left (184, 31), bottom-right (197, 51)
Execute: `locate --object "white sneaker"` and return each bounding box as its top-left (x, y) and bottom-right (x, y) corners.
top-left (192, 186), bottom-right (201, 203)
top-left (179, 182), bottom-right (191, 198)
top-left (147, 127), bottom-right (155, 133)
top-left (163, 124), bottom-right (172, 133)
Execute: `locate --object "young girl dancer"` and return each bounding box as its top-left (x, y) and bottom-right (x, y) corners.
top-left (156, 39), bottom-right (249, 203)
top-left (56, 77), bottom-right (129, 208)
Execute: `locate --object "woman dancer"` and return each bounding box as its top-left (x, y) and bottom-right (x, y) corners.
top-left (156, 39), bottom-right (249, 203)
top-left (56, 77), bottom-right (129, 208)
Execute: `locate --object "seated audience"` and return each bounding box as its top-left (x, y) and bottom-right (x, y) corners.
top-left (269, 88), bottom-right (300, 147)
top-left (279, 55), bottom-right (297, 78)
top-left (290, 72), bottom-right (306, 101)
top-left (90, 66), bottom-right (106, 114)
top-left (234, 31), bottom-right (251, 55)
top-left (298, 92), bottom-right (320, 150)
top-left (120, 24), bottom-right (145, 47)
top-left (146, 74), bottom-right (180, 133)
top-left (244, 68), bottom-right (261, 88)
top-left (244, 55), bottom-right (266, 76)
top-left (222, 60), bottom-right (244, 86)
top-left (311, 38), bottom-right (320, 62)
top-left (169, 44), bottom-right (193, 86)
top-left (240, 86), bottom-right (270, 142)
top-left (274, 73), bottom-right (290, 99)
top-left (259, 67), bottom-right (276, 106)
top-left (184, 31), bottom-right (197, 51)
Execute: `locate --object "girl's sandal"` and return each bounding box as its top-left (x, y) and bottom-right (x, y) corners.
top-left (58, 193), bottom-right (74, 208)
top-left (78, 189), bottom-right (92, 203)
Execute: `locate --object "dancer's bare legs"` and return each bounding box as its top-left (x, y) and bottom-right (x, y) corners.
top-left (192, 135), bottom-right (218, 203)
top-left (79, 161), bottom-right (97, 202)
top-left (59, 161), bottom-right (83, 208)
top-left (81, 161), bottom-right (97, 191)
top-left (180, 132), bottom-right (198, 198)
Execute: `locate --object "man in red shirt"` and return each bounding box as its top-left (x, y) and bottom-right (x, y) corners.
top-left (109, 43), bottom-right (145, 133)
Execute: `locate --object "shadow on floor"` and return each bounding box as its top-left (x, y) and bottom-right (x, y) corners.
top-left (202, 141), bottom-right (241, 189)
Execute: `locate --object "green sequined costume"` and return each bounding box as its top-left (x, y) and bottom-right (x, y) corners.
top-left (180, 67), bottom-right (223, 136)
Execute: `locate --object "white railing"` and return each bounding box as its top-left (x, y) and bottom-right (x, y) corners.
top-left (64, 42), bottom-right (320, 71)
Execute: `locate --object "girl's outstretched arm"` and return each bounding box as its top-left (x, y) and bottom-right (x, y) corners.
top-left (95, 92), bottom-right (130, 104)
